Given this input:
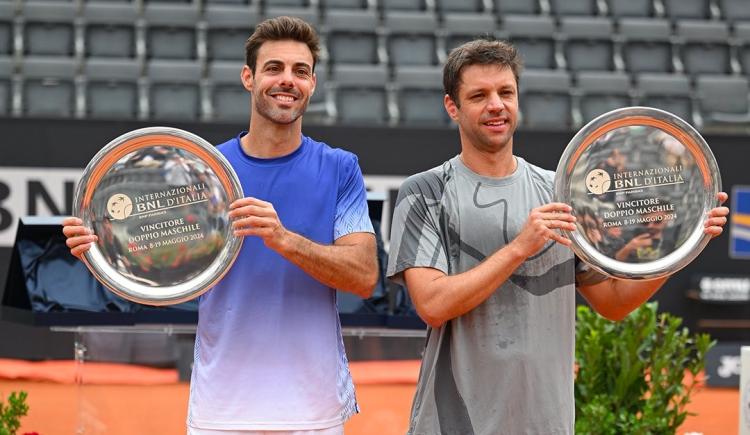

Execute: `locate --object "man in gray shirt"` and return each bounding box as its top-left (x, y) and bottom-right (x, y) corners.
top-left (386, 39), bottom-right (729, 435)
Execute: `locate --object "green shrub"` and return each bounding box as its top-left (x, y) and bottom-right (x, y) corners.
top-left (575, 302), bottom-right (714, 434)
top-left (0, 391), bottom-right (28, 435)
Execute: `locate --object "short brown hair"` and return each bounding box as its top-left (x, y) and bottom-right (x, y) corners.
top-left (443, 38), bottom-right (523, 107)
top-left (244, 16), bottom-right (321, 72)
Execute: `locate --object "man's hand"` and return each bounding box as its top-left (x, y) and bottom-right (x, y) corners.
top-left (61, 217), bottom-right (97, 259)
top-left (705, 192), bottom-right (729, 237)
top-left (229, 197), bottom-right (288, 251)
top-left (614, 233), bottom-right (653, 261)
top-left (510, 203), bottom-right (577, 259)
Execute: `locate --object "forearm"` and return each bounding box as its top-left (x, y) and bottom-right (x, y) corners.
top-left (409, 242), bottom-right (527, 327)
top-left (579, 276), bottom-right (668, 321)
top-left (273, 231), bottom-right (378, 298)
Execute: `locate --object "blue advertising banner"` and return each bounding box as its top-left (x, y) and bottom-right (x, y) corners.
top-left (730, 186), bottom-right (750, 259)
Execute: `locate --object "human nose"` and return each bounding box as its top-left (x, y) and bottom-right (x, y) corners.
top-left (278, 68), bottom-right (295, 87)
top-left (486, 92), bottom-right (504, 112)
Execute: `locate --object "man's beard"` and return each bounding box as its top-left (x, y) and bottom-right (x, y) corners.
top-left (253, 88), bottom-right (308, 124)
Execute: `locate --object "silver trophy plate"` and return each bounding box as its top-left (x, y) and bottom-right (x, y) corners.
top-left (73, 127), bottom-right (244, 305)
top-left (554, 107), bottom-right (721, 280)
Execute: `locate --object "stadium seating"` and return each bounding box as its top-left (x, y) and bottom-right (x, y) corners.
top-left (577, 71), bottom-right (633, 123)
top-left (332, 63), bottom-right (390, 124)
top-left (0, 57), bottom-right (12, 116)
top-left (501, 15), bottom-right (558, 69)
top-left (696, 74), bottom-right (750, 126)
top-left (393, 64), bottom-right (448, 125)
top-left (619, 18), bottom-right (674, 73)
top-left (384, 11), bottom-right (439, 66)
top-left (206, 61), bottom-right (248, 122)
top-left (204, 4), bottom-right (260, 62)
top-left (676, 20), bottom-right (733, 75)
top-left (0, 0), bottom-right (747, 132)
top-left (519, 69), bottom-right (573, 128)
top-left (635, 73), bottom-right (693, 123)
top-left (20, 57), bottom-right (78, 118)
top-left (84, 58), bottom-right (141, 119)
top-left (562, 16), bottom-right (619, 72)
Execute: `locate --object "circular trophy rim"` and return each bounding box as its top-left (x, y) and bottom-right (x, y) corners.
top-left (554, 106), bottom-right (721, 280)
top-left (73, 126), bottom-right (244, 305)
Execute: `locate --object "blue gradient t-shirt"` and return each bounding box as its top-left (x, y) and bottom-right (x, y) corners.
top-left (187, 133), bottom-right (374, 430)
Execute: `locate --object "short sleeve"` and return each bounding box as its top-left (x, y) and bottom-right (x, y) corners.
top-left (334, 153), bottom-right (374, 240)
top-left (386, 173), bottom-right (449, 286)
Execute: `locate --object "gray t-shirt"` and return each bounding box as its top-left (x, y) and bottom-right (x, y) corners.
top-left (387, 156), bottom-right (600, 435)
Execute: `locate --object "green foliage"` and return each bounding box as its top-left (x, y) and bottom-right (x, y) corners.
top-left (575, 302), bottom-right (714, 435)
top-left (0, 391), bottom-right (28, 435)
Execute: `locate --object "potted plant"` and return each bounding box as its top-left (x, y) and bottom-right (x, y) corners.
top-left (575, 302), bottom-right (714, 434)
top-left (0, 391), bottom-right (29, 435)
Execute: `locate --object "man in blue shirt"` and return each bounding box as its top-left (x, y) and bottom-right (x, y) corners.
top-left (63, 16), bottom-right (378, 434)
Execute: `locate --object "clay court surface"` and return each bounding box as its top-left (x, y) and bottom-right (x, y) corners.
top-left (0, 359), bottom-right (739, 434)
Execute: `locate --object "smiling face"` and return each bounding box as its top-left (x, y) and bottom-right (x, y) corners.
top-left (444, 64), bottom-right (519, 155)
top-left (241, 39), bottom-right (316, 125)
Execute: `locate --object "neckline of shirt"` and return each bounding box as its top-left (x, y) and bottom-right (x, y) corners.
top-left (452, 154), bottom-right (527, 186)
top-left (232, 131), bottom-right (307, 166)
